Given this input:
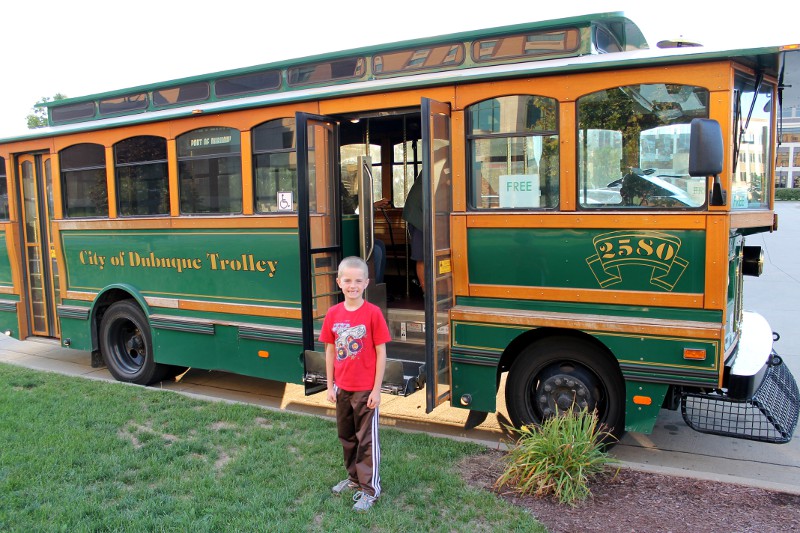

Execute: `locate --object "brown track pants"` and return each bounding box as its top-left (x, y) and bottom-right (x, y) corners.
top-left (335, 388), bottom-right (382, 498)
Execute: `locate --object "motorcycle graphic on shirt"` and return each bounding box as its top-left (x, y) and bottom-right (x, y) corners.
top-left (333, 324), bottom-right (367, 361)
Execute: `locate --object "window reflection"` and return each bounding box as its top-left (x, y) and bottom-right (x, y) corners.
top-left (374, 44), bottom-right (464, 76)
top-left (287, 57), bottom-right (365, 86)
top-left (577, 84), bottom-right (710, 209)
top-left (732, 73), bottom-right (773, 209)
top-left (472, 29), bottom-right (580, 63)
top-left (467, 95), bottom-right (559, 209)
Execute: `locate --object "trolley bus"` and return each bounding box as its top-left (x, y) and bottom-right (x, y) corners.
top-left (0, 12), bottom-right (797, 442)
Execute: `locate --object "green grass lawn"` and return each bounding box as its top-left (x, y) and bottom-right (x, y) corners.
top-left (0, 363), bottom-right (542, 532)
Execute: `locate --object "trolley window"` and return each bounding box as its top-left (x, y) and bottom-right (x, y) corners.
top-left (61, 143), bottom-right (108, 218)
top-left (115, 136), bottom-right (169, 217)
top-left (0, 156), bottom-right (8, 220)
top-left (153, 82), bottom-right (210, 107)
top-left (374, 44), bottom-right (464, 76)
top-left (252, 119), bottom-right (297, 213)
top-left (99, 93), bottom-right (149, 116)
top-left (577, 84), bottom-right (710, 209)
top-left (216, 70), bottom-right (281, 98)
top-left (287, 57), bottom-right (366, 86)
top-left (467, 95), bottom-right (559, 209)
top-left (472, 29), bottom-right (580, 63)
top-left (177, 127), bottom-right (242, 214)
top-left (50, 101), bottom-right (96, 124)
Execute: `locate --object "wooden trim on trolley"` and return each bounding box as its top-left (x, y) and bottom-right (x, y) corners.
top-left (468, 284), bottom-right (704, 309)
top-left (167, 139), bottom-right (179, 217)
top-left (451, 110), bottom-right (467, 212)
top-left (451, 305), bottom-right (721, 340)
top-left (104, 146), bottom-right (117, 219)
top-left (51, 224), bottom-right (69, 303)
top-left (240, 130), bottom-right (254, 216)
top-left (704, 214), bottom-right (730, 311)
top-left (54, 216), bottom-right (300, 231)
top-left (559, 101), bottom-right (577, 212)
top-left (176, 299), bottom-right (301, 319)
top-left (452, 214), bottom-right (469, 297)
top-left (65, 291), bottom-right (96, 301)
top-left (62, 291), bottom-right (301, 321)
top-left (730, 210), bottom-right (775, 230)
top-left (465, 213), bottom-right (708, 230)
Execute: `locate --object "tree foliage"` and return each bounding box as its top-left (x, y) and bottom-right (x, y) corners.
top-left (26, 93), bottom-right (67, 129)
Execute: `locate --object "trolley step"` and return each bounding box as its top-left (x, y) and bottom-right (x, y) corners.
top-left (303, 349), bottom-right (425, 396)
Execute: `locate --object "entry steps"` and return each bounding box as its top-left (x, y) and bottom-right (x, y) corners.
top-left (303, 308), bottom-right (427, 396)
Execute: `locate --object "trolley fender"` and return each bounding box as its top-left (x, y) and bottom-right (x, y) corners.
top-left (91, 284), bottom-right (152, 321)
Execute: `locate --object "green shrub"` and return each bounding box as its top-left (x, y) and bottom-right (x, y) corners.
top-left (495, 409), bottom-right (618, 506)
top-left (775, 188), bottom-right (800, 201)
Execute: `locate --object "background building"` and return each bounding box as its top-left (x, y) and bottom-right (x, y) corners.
top-left (778, 105), bottom-right (800, 188)
top-left (777, 51), bottom-right (800, 188)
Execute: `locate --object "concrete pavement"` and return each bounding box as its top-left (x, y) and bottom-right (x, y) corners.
top-left (2, 204), bottom-right (799, 495)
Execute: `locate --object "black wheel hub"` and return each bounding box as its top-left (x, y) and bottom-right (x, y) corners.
top-left (534, 366), bottom-right (600, 418)
top-left (125, 332), bottom-right (145, 357)
top-left (112, 321), bottom-right (146, 372)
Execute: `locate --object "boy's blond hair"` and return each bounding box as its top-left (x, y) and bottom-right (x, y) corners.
top-left (338, 256), bottom-right (369, 278)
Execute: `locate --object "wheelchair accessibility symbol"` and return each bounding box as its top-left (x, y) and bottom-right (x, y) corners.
top-left (277, 191), bottom-right (293, 211)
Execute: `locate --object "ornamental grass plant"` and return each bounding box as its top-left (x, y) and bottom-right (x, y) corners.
top-left (495, 408), bottom-right (618, 506)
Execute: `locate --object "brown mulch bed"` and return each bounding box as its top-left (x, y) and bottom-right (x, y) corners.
top-left (459, 448), bottom-right (800, 533)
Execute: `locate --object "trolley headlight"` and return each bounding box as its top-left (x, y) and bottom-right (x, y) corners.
top-left (742, 246), bottom-right (764, 277)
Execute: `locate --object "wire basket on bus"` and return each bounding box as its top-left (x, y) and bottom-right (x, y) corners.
top-left (681, 354), bottom-right (799, 444)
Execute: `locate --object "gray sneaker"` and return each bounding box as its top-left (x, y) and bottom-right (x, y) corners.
top-left (331, 479), bottom-right (359, 495)
top-left (352, 490), bottom-right (378, 512)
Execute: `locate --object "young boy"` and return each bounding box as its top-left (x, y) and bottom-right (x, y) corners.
top-left (320, 256), bottom-right (391, 512)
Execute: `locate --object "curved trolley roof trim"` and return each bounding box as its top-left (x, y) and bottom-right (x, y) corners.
top-left (0, 12), bottom-right (793, 144)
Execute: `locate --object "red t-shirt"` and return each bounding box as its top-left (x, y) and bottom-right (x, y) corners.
top-left (319, 300), bottom-right (391, 392)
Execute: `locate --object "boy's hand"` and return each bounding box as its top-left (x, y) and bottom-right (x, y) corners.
top-left (327, 388), bottom-right (336, 404)
top-left (367, 390), bottom-right (381, 409)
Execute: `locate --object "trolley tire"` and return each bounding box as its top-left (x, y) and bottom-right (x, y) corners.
top-left (505, 336), bottom-right (626, 442)
top-left (99, 300), bottom-right (167, 385)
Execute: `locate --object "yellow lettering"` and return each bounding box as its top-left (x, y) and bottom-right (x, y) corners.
top-left (637, 239), bottom-right (653, 256)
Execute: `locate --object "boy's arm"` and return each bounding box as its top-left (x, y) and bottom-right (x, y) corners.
top-left (367, 343), bottom-right (387, 409)
top-left (325, 343), bottom-right (336, 403)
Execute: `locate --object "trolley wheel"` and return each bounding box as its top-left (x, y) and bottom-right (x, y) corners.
top-left (505, 337), bottom-right (626, 442)
top-left (99, 300), bottom-right (166, 385)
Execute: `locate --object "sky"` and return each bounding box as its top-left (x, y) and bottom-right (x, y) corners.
top-left (0, 0), bottom-right (796, 138)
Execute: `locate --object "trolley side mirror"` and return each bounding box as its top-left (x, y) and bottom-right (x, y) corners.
top-left (689, 118), bottom-right (726, 206)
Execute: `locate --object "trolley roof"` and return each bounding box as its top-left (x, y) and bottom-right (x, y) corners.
top-left (1, 11), bottom-right (795, 144)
